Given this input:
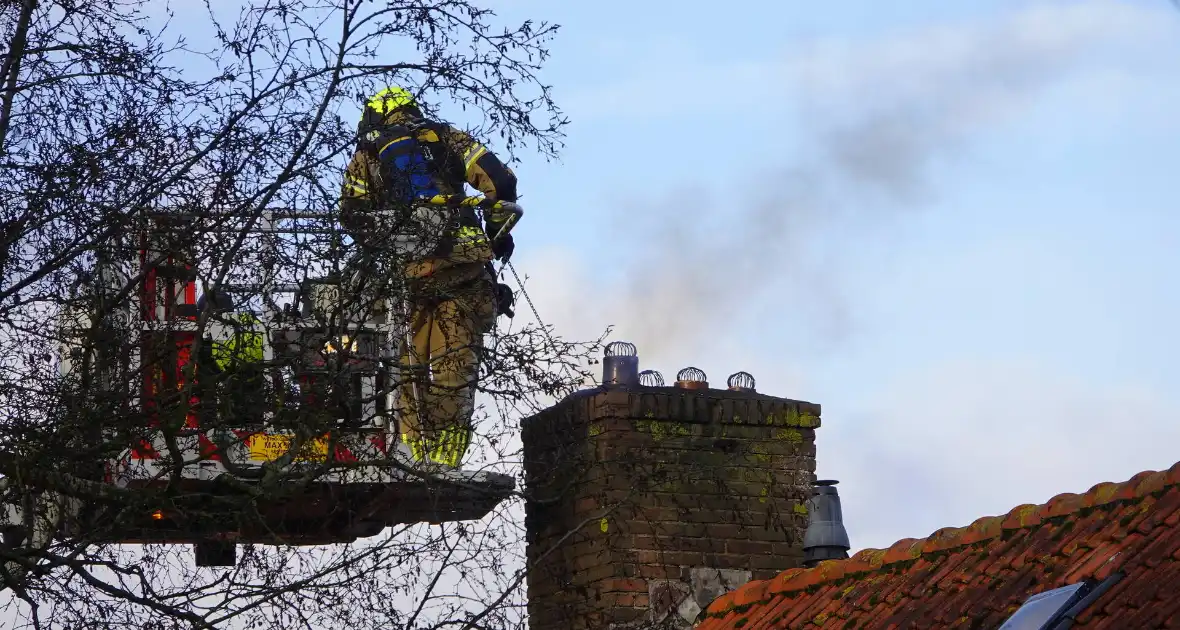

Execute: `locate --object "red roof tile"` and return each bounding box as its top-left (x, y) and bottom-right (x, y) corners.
top-left (697, 461), bottom-right (1180, 629)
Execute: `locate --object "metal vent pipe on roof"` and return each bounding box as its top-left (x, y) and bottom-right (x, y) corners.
top-left (602, 341), bottom-right (639, 387)
top-left (802, 480), bottom-right (851, 568)
top-left (674, 367), bottom-right (708, 390)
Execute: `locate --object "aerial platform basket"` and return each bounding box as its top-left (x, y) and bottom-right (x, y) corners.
top-left (2, 202), bottom-right (517, 570)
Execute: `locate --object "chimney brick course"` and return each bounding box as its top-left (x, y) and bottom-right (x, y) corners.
top-left (522, 384), bottom-right (820, 629)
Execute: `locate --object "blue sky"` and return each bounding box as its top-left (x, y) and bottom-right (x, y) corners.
top-left (154, 0), bottom-right (1180, 551)
top-left (486, 0), bottom-right (1180, 550)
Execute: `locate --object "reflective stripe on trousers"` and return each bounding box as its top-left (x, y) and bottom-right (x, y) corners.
top-left (402, 425), bottom-right (472, 468)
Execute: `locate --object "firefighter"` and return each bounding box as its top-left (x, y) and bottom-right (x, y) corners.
top-left (198, 289), bottom-right (267, 424)
top-left (338, 85), bottom-right (517, 471)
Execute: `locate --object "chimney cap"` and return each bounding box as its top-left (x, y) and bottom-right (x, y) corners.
top-left (674, 367), bottom-right (708, 389)
top-left (727, 371), bottom-right (756, 392)
top-left (604, 340), bottom-right (637, 357)
top-left (638, 369), bottom-right (665, 387)
top-left (602, 341), bottom-right (639, 387)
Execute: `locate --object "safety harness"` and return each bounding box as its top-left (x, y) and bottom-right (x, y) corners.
top-left (354, 115), bottom-right (487, 262)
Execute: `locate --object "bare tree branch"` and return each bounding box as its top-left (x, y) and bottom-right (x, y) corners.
top-left (0, 1), bottom-right (603, 628)
top-left (0, 0), bottom-right (37, 155)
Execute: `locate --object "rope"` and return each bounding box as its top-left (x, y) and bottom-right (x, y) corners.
top-left (502, 261), bottom-right (579, 388)
top-left (486, 264), bottom-right (515, 450)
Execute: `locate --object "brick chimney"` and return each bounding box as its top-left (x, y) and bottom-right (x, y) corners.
top-left (521, 343), bottom-right (820, 629)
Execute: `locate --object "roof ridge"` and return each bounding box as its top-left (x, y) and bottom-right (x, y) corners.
top-left (704, 459), bottom-right (1180, 616)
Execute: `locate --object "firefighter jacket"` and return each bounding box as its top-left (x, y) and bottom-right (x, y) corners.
top-left (339, 107), bottom-right (518, 265)
top-left (210, 312), bottom-right (265, 372)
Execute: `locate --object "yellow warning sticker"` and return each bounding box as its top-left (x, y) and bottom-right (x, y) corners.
top-left (246, 433), bottom-right (330, 462)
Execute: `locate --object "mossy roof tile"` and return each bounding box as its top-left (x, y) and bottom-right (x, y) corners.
top-left (698, 461), bottom-right (1180, 629)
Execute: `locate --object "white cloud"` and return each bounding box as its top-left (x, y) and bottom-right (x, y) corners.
top-left (786, 0), bottom-right (1170, 197)
top-left (566, 0), bottom-right (1171, 129)
top-left (790, 0), bottom-right (1164, 106)
top-left (826, 357), bottom-right (1180, 552)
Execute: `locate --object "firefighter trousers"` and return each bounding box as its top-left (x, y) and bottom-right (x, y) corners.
top-left (397, 261), bottom-right (496, 468)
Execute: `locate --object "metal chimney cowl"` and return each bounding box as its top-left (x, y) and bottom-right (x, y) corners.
top-left (727, 371), bottom-right (756, 392)
top-left (674, 367), bottom-right (708, 390)
top-left (638, 369), bottom-right (665, 387)
top-left (601, 341), bottom-right (639, 387)
top-left (802, 480), bottom-right (851, 567)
